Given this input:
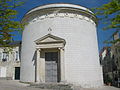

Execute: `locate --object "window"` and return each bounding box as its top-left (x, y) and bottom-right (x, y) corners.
top-left (2, 52), bottom-right (8, 62)
top-left (13, 52), bottom-right (15, 61)
top-left (0, 52), bottom-right (2, 60)
top-left (118, 49), bottom-right (120, 53)
top-left (115, 48), bottom-right (117, 54)
top-left (16, 51), bottom-right (19, 61)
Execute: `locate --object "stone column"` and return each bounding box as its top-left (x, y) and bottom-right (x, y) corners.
top-left (36, 48), bottom-right (41, 82)
top-left (59, 48), bottom-right (65, 82)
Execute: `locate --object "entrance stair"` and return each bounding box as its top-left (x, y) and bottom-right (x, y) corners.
top-left (30, 83), bottom-right (73, 90)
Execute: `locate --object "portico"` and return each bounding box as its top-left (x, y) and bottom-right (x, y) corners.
top-left (35, 34), bottom-right (66, 83)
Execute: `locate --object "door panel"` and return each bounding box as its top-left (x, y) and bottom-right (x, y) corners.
top-left (45, 52), bottom-right (58, 82)
top-left (15, 67), bottom-right (20, 80)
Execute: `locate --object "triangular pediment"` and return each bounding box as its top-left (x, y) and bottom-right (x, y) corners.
top-left (35, 34), bottom-right (65, 44)
top-left (40, 37), bottom-right (57, 42)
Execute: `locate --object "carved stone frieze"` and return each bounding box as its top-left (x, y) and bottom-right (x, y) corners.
top-left (28, 13), bottom-right (95, 25)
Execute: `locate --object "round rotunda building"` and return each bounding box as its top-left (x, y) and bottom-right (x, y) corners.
top-left (21, 3), bottom-right (103, 88)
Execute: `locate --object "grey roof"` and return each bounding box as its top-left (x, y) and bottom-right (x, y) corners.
top-left (0, 41), bottom-right (22, 47)
top-left (9, 41), bottom-right (21, 46)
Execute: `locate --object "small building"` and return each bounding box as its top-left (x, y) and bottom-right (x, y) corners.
top-left (21, 3), bottom-right (103, 88)
top-left (0, 41), bottom-right (21, 80)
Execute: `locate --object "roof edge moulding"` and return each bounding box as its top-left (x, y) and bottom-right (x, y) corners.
top-left (22, 3), bottom-right (97, 25)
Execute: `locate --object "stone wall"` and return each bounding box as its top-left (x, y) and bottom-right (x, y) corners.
top-left (0, 46), bottom-right (20, 80)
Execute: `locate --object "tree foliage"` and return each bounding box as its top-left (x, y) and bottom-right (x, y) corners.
top-left (0, 0), bottom-right (24, 46)
top-left (94, 0), bottom-right (120, 43)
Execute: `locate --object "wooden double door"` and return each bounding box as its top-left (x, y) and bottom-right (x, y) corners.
top-left (45, 52), bottom-right (60, 83)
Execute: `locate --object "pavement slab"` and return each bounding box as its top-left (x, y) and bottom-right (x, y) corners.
top-left (0, 80), bottom-right (119, 90)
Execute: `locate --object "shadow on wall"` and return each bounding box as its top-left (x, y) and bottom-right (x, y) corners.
top-left (32, 51), bottom-right (37, 66)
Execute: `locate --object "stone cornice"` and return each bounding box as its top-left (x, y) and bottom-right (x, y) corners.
top-left (22, 6), bottom-right (97, 25)
top-left (27, 3), bottom-right (93, 14)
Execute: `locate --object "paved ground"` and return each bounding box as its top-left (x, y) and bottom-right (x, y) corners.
top-left (0, 80), bottom-right (119, 90)
top-left (0, 80), bottom-right (50, 90)
top-left (78, 86), bottom-right (120, 90)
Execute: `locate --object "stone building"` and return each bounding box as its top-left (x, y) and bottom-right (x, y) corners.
top-left (100, 33), bottom-right (120, 87)
top-left (0, 41), bottom-right (21, 80)
top-left (21, 3), bottom-right (103, 88)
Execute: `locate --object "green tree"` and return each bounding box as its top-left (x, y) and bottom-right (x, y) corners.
top-left (94, 0), bottom-right (120, 43)
top-left (0, 0), bottom-right (24, 46)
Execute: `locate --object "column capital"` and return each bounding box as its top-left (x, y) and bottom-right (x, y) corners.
top-left (58, 47), bottom-right (64, 50)
top-left (36, 48), bottom-right (41, 51)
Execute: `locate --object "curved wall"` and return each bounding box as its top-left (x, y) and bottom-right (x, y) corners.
top-left (21, 4), bottom-right (103, 88)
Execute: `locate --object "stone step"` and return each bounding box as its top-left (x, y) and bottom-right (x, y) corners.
top-left (0, 77), bottom-right (12, 80)
top-left (30, 83), bottom-right (73, 90)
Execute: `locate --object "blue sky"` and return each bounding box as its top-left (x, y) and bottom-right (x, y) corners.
top-left (13, 0), bottom-right (113, 51)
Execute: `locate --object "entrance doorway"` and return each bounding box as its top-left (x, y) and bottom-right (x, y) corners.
top-left (45, 52), bottom-right (60, 82)
top-left (15, 67), bottom-right (20, 80)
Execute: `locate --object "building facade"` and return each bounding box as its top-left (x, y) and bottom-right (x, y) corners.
top-left (100, 33), bottom-right (120, 87)
top-left (21, 3), bottom-right (103, 88)
top-left (0, 41), bottom-right (21, 80)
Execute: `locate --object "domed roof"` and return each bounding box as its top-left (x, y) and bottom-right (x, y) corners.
top-left (22, 3), bottom-right (97, 24)
top-left (27, 3), bottom-right (93, 14)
